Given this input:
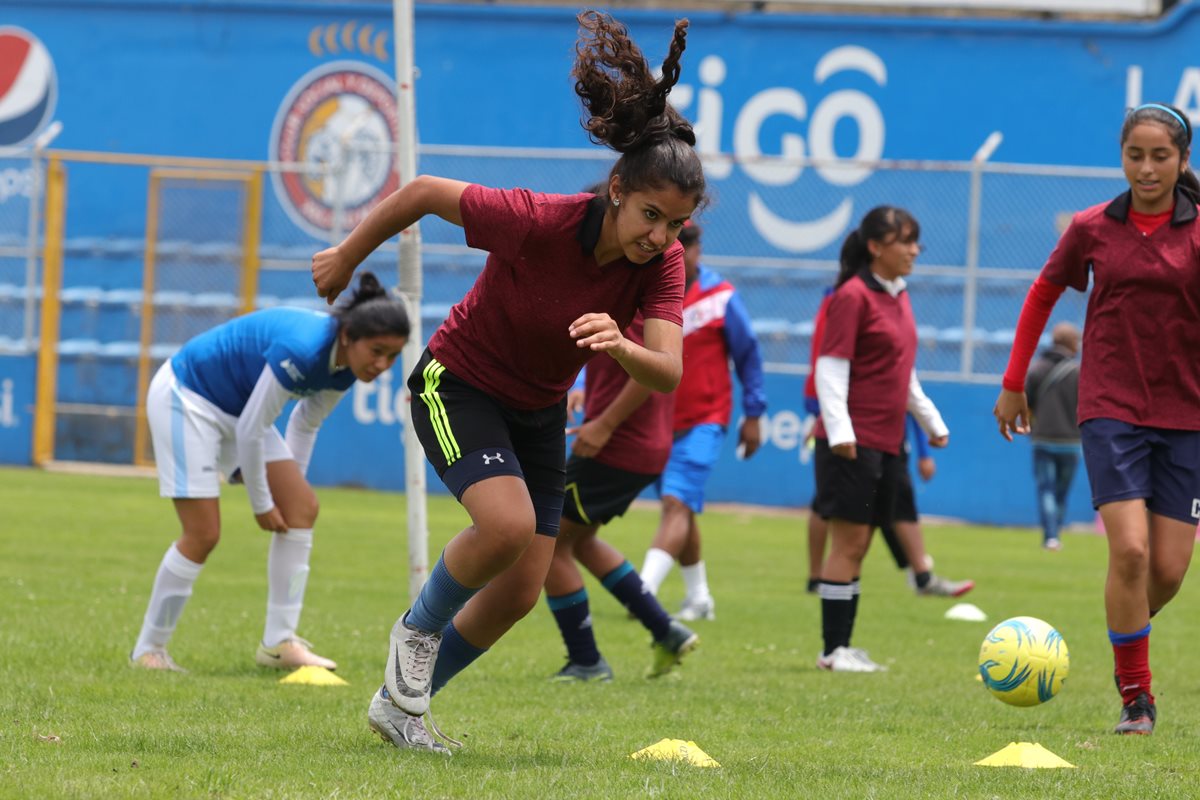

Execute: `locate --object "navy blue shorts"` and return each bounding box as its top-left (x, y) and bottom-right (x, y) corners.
top-left (1080, 418), bottom-right (1200, 524)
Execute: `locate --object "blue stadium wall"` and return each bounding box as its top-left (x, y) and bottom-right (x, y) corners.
top-left (3, 0), bottom-right (1200, 525)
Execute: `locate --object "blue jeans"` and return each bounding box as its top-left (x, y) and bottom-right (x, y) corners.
top-left (1033, 445), bottom-right (1079, 543)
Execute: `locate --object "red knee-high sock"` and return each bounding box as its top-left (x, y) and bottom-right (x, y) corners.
top-left (1112, 630), bottom-right (1154, 706)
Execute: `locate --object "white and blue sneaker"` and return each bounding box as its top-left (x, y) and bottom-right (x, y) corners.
top-left (384, 613), bottom-right (442, 716)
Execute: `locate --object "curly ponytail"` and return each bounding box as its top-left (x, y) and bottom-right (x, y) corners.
top-left (333, 271), bottom-right (410, 341)
top-left (573, 10), bottom-right (705, 205)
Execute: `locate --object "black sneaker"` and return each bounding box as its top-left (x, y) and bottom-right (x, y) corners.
top-left (1114, 692), bottom-right (1156, 735)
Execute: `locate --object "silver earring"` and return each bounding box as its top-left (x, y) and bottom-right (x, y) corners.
top-left (612, 198), bottom-right (620, 207)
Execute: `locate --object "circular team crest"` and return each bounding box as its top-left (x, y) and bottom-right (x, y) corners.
top-left (269, 61), bottom-right (399, 239)
top-left (0, 27), bottom-right (57, 147)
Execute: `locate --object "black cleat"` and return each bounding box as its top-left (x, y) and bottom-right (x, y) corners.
top-left (1114, 692), bottom-right (1156, 735)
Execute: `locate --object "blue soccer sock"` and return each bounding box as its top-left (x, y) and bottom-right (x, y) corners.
top-left (602, 561), bottom-right (671, 641)
top-left (407, 552), bottom-right (479, 634)
top-left (547, 589), bottom-right (602, 666)
top-left (430, 622), bottom-right (487, 697)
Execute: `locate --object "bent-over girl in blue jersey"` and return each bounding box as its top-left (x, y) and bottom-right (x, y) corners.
top-left (130, 272), bottom-right (408, 673)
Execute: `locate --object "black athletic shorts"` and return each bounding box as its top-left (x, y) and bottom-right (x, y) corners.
top-left (407, 348), bottom-right (567, 536)
top-left (561, 455), bottom-right (658, 527)
top-left (891, 445), bottom-right (918, 524)
top-left (813, 438), bottom-right (905, 527)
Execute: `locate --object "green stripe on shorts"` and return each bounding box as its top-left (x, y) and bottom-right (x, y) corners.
top-left (420, 359), bottom-right (461, 465)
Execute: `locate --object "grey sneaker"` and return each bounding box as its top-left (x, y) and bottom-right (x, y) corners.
top-left (550, 657), bottom-right (614, 683)
top-left (367, 686), bottom-right (451, 755)
top-left (384, 613), bottom-right (442, 716)
top-left (649, 620), bottom-right (699, 677)
top-left (677, 596), bottom-right (715, 621)
top-left (915, 574), bottom-right (975, 597)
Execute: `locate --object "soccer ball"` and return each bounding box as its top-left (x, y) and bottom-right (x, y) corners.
top-left (978, 616), bottom-right (1069, 707)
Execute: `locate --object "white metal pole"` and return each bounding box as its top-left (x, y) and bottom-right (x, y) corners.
top-left (394, 0), bottom-right (428, 605)
top-left (962, 131), bottom-right (1002, 378)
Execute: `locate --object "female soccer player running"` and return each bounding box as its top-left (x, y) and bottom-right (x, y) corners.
top-left (311, 11), bottom-right (703, 754)
top-left (812, 206), bottom-right (949, 673)
top-left (131, 272), bottom-right (409, 673)
top-left (994, 103), bottom-right (1200, 735)
top-left (545, 314), bottom-right (697, 683)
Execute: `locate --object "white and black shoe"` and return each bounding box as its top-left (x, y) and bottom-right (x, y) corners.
top-left (367, 686), bottom-right (452, 755)
top-left (384, 613), bottom-right (442, 716)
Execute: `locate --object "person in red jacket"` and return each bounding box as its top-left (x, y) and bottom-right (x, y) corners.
top-left (995, 102), bottom-right (1200, 735)
top-left (639, 224), bottom-right (767, 620)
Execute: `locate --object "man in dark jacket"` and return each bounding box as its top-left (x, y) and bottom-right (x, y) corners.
top-left (1026, 322), bottom-right (1081, 550)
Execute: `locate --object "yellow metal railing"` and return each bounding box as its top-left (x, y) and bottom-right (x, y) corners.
top-left (33, 150), bottom-right (267, 467)
top-left (32, 157), bottom-right (67, 467)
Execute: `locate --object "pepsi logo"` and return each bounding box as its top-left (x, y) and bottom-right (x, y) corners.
top-left (0, 28), bottom-right (57, 148)
top-left (269, 61), bottom-right (399, 239)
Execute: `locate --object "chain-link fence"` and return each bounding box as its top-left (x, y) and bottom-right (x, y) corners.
top-left (2, 143), bottom-right (1125, 463)
top-left (0, 148), bottom-right (42, 355)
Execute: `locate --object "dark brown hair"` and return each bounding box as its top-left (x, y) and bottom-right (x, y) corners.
top-left (573, 10), bottom-right (706, 207)
top-left (837, 206), bottom-right (921, 287)
top-left (1121, 102), bottom-right (1200, 204)
top-left (334, 271), bottom-right (409, 341)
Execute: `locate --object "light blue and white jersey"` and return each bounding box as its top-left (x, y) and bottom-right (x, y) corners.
top-left (171, 308), bottom-right (355, 416)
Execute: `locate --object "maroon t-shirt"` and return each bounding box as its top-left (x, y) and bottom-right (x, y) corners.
top-left (583, 315), bottom-right (675, 474)
top-left (427, 185), bottom-right (685, 410)
top-left (813, 271), bottom-right (917, 455)
top-left (1041, 190), bottom-right (1200, 430)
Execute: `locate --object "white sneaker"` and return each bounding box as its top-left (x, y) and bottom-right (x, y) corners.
top-left (384, 613), bottom-right (442, 716)
top-left (816, 645), bottom-right (886, 673)
top-left (255, 637), bottom-right (337, 671)
top-left (367, 686), bottom-right (451, 755)
top-left (677, 596), bottom-right (716, 622)
top-left (131, 648), bottom-right (187, 673)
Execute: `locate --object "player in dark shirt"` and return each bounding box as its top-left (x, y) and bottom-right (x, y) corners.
top-left (812, 206), bottom-right (949, 674)
top-left (312, 11), bottom-right (705, 753)
top-left (995, 103), bottom-right (1200, 735)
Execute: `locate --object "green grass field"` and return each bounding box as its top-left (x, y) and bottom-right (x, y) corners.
top-left (2, 466), bottom-right (1199, 799)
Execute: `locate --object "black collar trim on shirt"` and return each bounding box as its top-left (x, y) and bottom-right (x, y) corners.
top-left (856, 267), bottom-right (904, 295)
top-left (575, 193), bottom-right (665, 268)
top-left (1104, 186), bottom-right (1198, 226)
top-left (577, 194), bottom-right (607, 252)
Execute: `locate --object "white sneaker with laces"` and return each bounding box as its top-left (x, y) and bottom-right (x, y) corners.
top-left (816, 645), bottom-right (886, 673)
top-left (255, 637), bottom-right (337, 671)
top-left (384, 613), bottom-right (442, 716)
top-left (677, 596), bottom-right (716, 622)
top-left (367, 686), bottom-right (452, 755)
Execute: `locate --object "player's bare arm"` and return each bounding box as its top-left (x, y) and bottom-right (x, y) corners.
top-left (569, 315), bottom-right (681, 393)
top-left (313, 176), bottom-right (469, 303)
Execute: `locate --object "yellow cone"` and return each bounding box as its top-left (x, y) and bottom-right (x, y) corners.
top-left (630, 738), bottom-right (720, 768)
top-left (278, 666), bottom-right (348, 686)
top-left (974, 742), bottom-right (1075, 769)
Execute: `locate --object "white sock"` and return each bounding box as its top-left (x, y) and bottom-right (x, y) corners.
top-left (681, 561), bottom-right (711, 602)
top-left (263, 528), bottom-right (313, 647)
top-left (133, 543), bottom-right (203, 660)
top-left (640, 548), bottom-right (675, 596)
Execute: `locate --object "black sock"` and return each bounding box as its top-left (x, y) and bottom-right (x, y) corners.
top-left (547, 589), bottom-right (601, 666)
top-left (914, 570), bottom-right (932, 589)
top-left (819, 580), bottom-right (854, 655)
top-left (602, 561), bottom-right (671, 641)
